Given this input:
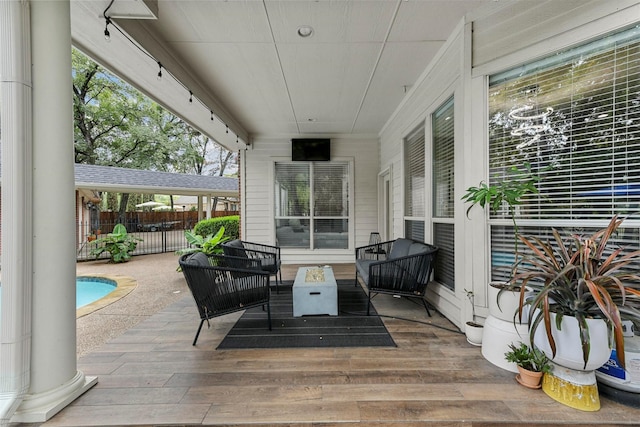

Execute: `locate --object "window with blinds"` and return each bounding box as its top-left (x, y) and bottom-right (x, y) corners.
top-left (432, 97), bottom-right (455, 290)
top-left (274, 162), bottom-right (350, 249)
top-left (404, 123), bottom-right (425, 240)
top-left (488, 25), bottom-right (640, 281)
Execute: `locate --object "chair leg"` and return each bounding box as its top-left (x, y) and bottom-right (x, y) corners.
top-left (193, 319), bottom-right (206, 346)
top-left (267, 302), bottom-right (272, 331)
top-left (422, 298), bottom-right (432, 317)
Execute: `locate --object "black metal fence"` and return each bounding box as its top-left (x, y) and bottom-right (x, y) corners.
top-left (76, 211), bottom-right (238, 261)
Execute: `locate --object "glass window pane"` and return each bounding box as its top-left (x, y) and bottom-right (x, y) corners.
top-left (275, 163), bottom-right (310, 217)
top-left (433, 97), bottom-right (455, 218)
top-left (313, 163), bottom-right (349, 216)
top-left (488, 29), bottom-right (640, 221)
top-left (314, 219), bottom-right (348, 249)
top-left (276, 218), bottom-right (310, 248)
top-left (405, 124), bottom-right (425, 217)
top-left (491, 224), bottom-right (640, 283)
top-left (404, 220), bottom-right (425, 241)
top-left (275, 162), bottom-right (351, 249)
top-left (433, 223), bottom-right (454, 291)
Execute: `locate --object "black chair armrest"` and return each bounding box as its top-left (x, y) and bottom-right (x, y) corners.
top-left (205, 253), bottom-right (264, 270)
top-left (355, 240), bottom-right (394, 259)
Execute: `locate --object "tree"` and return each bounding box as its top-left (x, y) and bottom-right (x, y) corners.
top-left (72, 48), bottom-right (238, 221)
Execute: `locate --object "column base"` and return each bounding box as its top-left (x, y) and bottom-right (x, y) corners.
top-left (542, 363), bottom-right (600, 411)
top-left (11, 371), bottom-right (97, 423)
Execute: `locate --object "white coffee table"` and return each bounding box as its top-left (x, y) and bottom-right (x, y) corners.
top-left (292, 266), bottom-right (338, 317)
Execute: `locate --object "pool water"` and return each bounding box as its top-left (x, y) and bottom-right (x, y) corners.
top-left (76, 277), bottom-right (117, 308)
top-left (0, 277), bottom-right (117, 310)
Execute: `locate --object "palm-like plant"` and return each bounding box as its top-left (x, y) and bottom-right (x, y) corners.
top-left (508, 215), bottom-right (640, 369)
top-left (176, 226), bottom-right (229, 256)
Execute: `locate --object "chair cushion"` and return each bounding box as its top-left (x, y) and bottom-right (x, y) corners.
top-left (389, 238), bottom-right (413, 259)
top-left (225, 239), bottom-right (248, 258)
top-left (408, 242), bottom-right (428, 255)
top-left (355, 259), bottom-right (375, 284)
top-left (188, 252), bottom-right (210, 266)
top-left (260, 258), bottom-right (280, 273)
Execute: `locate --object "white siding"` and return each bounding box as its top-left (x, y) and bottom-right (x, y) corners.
top-left (380, 23), bottom-right (466, 327)
top-left (243, 136), bottom-right (378, 264)
top-left (473, 0), bottom-right (640, 74)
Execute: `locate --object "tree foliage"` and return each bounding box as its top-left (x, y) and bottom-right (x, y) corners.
top-left (71, 48), bottom-right (237, 217)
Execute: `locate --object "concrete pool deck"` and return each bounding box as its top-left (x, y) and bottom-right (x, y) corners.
top-left (76, 252), bottom-right (189, 357)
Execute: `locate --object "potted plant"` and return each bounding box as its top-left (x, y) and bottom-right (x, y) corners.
top-left (512, 215), bottom-right (640, 369)
top-left (462, 163), bottom-right (539, 320)
top-left (510, 215), bottom-right (640, 410)
top-left (464, 289), bottom-right (483, 346)
top-left (504, 342), bottom-right (551, 389)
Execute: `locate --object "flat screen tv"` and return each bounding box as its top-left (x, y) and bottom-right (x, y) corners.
top-left (291, 138), bottom-right (331, 161)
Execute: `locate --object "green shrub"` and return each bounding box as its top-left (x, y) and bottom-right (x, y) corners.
top-left (193, 215), bottom-right (239, 240)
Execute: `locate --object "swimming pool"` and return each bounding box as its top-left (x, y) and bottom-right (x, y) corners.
top-left (0, 276), bottom-right (118, 309)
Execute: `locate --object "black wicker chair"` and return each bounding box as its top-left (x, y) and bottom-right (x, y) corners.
top-left (179, 252), bottom-right (271, 345)
top-left (222, 239), bottom-right (282, 293)
top-left (355, 238), bottom-right (438, 316)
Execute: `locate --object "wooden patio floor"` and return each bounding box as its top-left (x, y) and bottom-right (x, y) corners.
top-left (37, 257), bottom-right (640, 426)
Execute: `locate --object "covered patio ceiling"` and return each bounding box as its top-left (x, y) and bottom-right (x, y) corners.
top-left (70, 0), bottom-right (500, 152)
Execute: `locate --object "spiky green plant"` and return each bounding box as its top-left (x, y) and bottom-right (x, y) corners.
top-left (504, 342), bottom-right (551, 373)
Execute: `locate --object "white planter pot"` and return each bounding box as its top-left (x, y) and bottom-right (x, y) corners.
top-left (488, 282), bottom-right (531, 323)
top-left (481, 314), bottom-right (529, 373)
top-left (465, 321), bottom-right (483, 346)
top-left (532, 310), bottom-right (612, 371)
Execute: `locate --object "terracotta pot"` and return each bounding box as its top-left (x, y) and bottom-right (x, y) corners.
top-left (516, 366), bottom-right (543, 389)
top-left (87, 235), bottom-right (96, 242)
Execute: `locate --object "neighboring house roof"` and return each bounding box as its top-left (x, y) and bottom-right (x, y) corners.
top-left (73, 163), bottom-right (238, 197)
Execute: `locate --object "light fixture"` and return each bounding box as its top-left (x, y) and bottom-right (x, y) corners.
top-left (157, 62), bottom-right (163, 80)
top-left (210, 111), bottom-right (215, 121)
top-left (188, 90), bottom-right (193, 104)
top-left (104, 17), bottom-right (112, 41)
top-left (297, 25), bottom-right (314, 38)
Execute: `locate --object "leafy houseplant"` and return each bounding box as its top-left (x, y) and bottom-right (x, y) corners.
top-left (462, 162), bottom-right (539, 255)
top-left (462, 163), bottom-right (539, 320)
top-left (510, 215), bottom-right (640, 370)
top-left (89, 223), bottom-right (142, 263)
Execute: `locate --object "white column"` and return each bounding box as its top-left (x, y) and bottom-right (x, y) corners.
top-left (198, 196), bottom-right (204, 220)
top-left (11, 1), bottom-right (96, 422)
top-left (0, 0), bottom-right (33, 423)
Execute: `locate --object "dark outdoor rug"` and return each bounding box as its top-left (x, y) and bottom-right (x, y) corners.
top-left (217, 280), bottom-right (396, 349)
